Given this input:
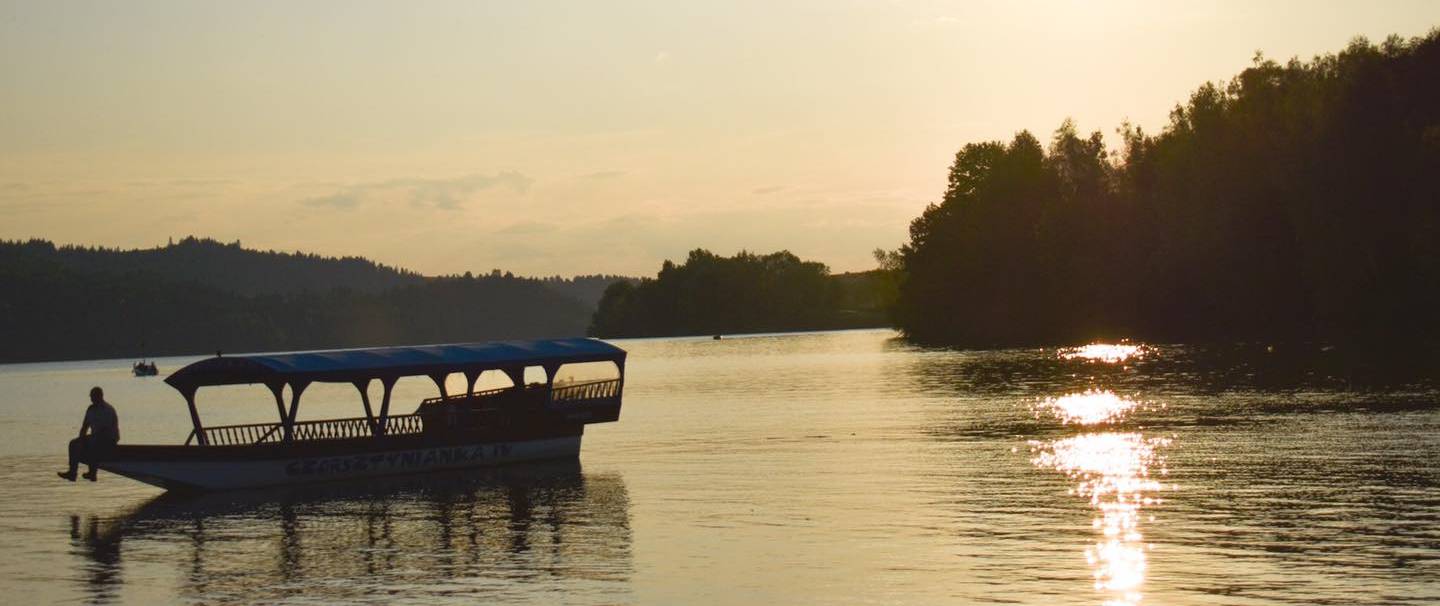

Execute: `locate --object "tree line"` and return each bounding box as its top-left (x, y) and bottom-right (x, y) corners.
top-left (6, 236), bottom-right (425, 296)
top-left (892, 32), bottom-right (1440, 348)
top-left (588, 249), bottom-right (890, 338)
top-left (0, 238), bottom-right (605, 362)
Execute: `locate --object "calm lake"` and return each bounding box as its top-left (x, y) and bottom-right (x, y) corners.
top-left (1, 329), bottom-right (1437, 604)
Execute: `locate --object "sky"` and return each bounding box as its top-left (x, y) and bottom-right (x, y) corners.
top-left (3, 1), bottom-right (1437, 277)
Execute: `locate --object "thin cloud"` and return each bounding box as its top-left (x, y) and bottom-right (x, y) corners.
top-left (577, 170), bottom-right (626, 181)
top-left (303, 191), bottom-right (363, 209)
top-left (495, 220), bottom-right (558, 235)
top-left (300, 171), bottom-right (533, 211)
top-left (0, 200), bottom-right (50, 213)
top-left (169, 178), bottom-right (237, 187)
top-left (752, 185), bottom-right (786, 195)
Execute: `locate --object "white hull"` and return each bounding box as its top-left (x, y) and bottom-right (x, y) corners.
top-left (102, 435), bottom-right (583, 491)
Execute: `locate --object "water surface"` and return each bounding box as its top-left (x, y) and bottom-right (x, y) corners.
top-left (1, 330), bottom-right (1437, 604)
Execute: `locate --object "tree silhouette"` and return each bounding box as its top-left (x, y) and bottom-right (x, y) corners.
top-left (589, 249), bottom-right (887, 338)
top-left (895, 31), bottom-right (1440, 348)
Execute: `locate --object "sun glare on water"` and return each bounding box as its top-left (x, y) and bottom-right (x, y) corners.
top-left (1031, 432), bottom-right (1171, 606)
top-left (1062, 343), bottom-right (1146, 364)
top-left (1039, 390), bottom-right (1139, 425)
top-left (1030, 386), bottom-right (1167, 603)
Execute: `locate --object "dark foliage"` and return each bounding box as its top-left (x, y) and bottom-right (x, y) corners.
top-left (588, 249), bottom-right (888, 338)
top-left (1, 236), bottom-right (424, 296)
top-left (0, 239), bottom-right (591, 363)
top-left (539, 274), bottom-right (640, 310)
top-left (895, 32), bottom-right (1440, 348)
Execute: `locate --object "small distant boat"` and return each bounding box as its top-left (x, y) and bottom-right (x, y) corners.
top-left (92, 338), bottom-right (627, 492)
top-left (132, 361), bottom-right (159, 377)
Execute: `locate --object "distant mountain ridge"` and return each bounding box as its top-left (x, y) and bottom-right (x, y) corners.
top-left (3, 237), bottom-right (423, 296)
top-left (0, 237), bottom-right (635, 307)
top-left (0, 237), bottom-right (639, 363)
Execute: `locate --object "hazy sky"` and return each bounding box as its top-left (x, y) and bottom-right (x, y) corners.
top-left (3, 1), bottom-right (1437, 277)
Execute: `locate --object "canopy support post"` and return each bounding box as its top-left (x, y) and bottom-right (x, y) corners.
top-left (543, 364), bottom-right (560, 405)
top-left (183, 388), bottom-right (207, 446)
top-left (377, 377), bottom-right (396, 436)
top-left (503, 367), bottom-right (524, 390)
top-left (464, 370), bottom-right (480, 396)
top-left (267, 382), bottom-right (286, 428)
top-left (354, 379), bottom-right (376, 434)
top-left (283, 381), bottom-right (309, 442)
top-left (615, 359), bottom-right (626, 400)
top-left (429, 373), bottom-right (449, 399)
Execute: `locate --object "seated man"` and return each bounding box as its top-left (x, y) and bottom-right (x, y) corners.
top-left (58, 386), bottom-right (120, 482)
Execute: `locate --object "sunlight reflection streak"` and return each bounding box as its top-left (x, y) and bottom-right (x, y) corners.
top-left (1061, 343), bottom-right (1146, 364)
top-left (1038, 390), bottom-right (1138, 425)
top-left (1031, 432), bottom-right (1170, 606)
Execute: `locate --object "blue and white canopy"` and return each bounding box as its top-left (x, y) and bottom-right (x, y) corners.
top-left (165, 338), bottom-right (626, 391)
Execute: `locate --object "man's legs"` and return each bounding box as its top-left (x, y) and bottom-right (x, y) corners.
top-left (83, 440), bottom-right (113, 481)
top-left (59, 437), bottom-right (84, 481)
top-left (83, 446), bottom-right (99, 480)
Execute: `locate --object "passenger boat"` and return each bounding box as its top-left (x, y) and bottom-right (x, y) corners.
top-left (132, 360), bottom-right (159, 376)
top-left (95, 338), bottom-right (626, 492)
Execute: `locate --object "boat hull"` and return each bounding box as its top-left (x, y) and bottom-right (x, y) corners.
top-left (100, 435), bottom-right (583, 492)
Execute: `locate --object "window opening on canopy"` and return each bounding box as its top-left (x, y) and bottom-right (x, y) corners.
top-left (551, 361), bottom-right (622, 387)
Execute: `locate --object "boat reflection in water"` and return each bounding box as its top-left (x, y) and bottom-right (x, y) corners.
top-left (68, 461), bottom-right (632, 604)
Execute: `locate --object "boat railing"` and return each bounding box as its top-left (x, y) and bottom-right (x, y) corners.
top-left (183, 379), bottom-right (621, 446)
top-left (186, 413), bottom-right (425, 446)
top-left (416, 379), bottom-right (621, 407)
top-left (550, 378), bottom-right (621, 403)
top-left (418, 385), bottom-right (514, 406)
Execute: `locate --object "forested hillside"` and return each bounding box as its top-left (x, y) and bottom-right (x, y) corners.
top-left (0, 239), bottom-right (598, 362)
top-left (2, 237), bottom-right (423, 296)
top-left (894, 32), bottom-right (1440, 347)
top-left (588, 249), bottom-right (890, 338)
top-left (539, 274), bottom-right (638, 310)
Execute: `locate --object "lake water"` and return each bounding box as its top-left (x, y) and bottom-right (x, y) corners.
top-left (1, 329), bottom-right (1438, 604)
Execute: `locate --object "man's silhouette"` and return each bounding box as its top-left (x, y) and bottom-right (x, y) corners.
top-left (58, 386), bottom-right (120, 482)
